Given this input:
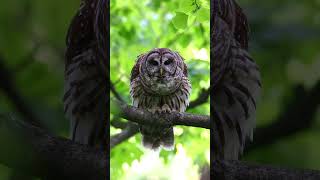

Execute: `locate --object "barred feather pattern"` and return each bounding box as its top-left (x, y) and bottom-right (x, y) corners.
top-left (213, 0), bottom-right (249, 50)
top-left (64, 0), bottom-right (108, 147)
top-left (212, 0), bottom-right (261, 159)
top-left (130, 48), bottom-right (191, 150)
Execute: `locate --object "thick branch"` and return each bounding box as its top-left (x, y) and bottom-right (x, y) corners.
top-left (110, 87), bottom-right (210, 148)
top-left (0, 115), bottom-right (106, 180)
top-left (212, 160), bottom-right (320, 180)
top-left (112, 101), bottom-right (210, 129)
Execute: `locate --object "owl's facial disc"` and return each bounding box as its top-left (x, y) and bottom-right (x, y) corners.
top-left (145, 52), bottom-right (177, 78)
top-left (161, 53), bottom-right (176, 76)
top-left (146, 53), bottom-right (161, 74)
top-left (142, 50), bottom-right (181, 95)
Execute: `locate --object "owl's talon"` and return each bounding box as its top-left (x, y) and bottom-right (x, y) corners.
top-left (153, 108), bottom-right (162, 114)
top-left (161, 104), bottom-right (171, 113)
top-left (147, 107), bottom-right (160, 114)
top-left (147, 108), bottom-right (155, 114)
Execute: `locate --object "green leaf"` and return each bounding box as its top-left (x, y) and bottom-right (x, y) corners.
top-left (179, 34), bottom-right (192, 47)
top-left (172, 12), bottom-right (188, 30)
top-left (179, 0), bottom-right (194, 14)
top-left (195, 7), bottom-right (209, 23)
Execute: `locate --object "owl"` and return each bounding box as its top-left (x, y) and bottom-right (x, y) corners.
top-left (212, 0), bottom-right (261, 159)
top-left (130, 48), bottom-right (191, 150)
top-left (64, 0), bottom-right (108, 148)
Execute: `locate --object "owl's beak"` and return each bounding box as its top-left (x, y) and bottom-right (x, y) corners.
top-left (160, 67), bottom-right (163, 76)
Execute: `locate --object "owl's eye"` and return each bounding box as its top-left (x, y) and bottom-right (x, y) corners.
top-left (164, 59), bottom-right (173, 65)
top-left (149, 59), bottom-right (159, 66)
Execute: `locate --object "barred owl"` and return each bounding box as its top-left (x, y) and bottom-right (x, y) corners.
top-left (130, 48), bottom-right (191, 150)
top-left (64, 0), bottom-right (108, 147)
top-left (212, 0), bottom-right (261, 159)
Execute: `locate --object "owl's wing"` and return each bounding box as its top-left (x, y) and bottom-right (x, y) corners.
top-left (130, 54), bottom-right (145, 82)
top-left (174, 51), bottom-right (189, 77)
top-left (212, 0), bottom-right (261, 160)
top-left (64, 0), bottom-right (108, 147)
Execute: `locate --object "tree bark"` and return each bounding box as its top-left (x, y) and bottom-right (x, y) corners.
top-left (112, 101), bottom-right (210, 129)
top-left (212, 160), bottom-right (320, 180)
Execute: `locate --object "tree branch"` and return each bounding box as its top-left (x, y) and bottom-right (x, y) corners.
top-left (110, 80), bottom-right (126, 103)
top-left (109, 87), bottom-right (210, 148)
top-left (0, 58), bottom-right (44, 128)
top-left (212, 160), bottom-right (320, 180)
top-left (110, 117), bottom-right (128, 129)
top-left (110, 122), bottom-right (139, 148)
top-left (112, 101), bottom-right (210, 129)
top-left (0, 115), bottom-right (106, 180)
top-left (188, 88), bottom-right (210, 109)
top-left (246, 81), bottom-right (320, 152)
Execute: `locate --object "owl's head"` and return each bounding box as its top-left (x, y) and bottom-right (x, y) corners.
top-left (134, 48), bottom-right (188, 95)
top-left (144, 48), bottom-right (180, 77)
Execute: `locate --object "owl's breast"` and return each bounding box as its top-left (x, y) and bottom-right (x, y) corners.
top-left (130, 75), bottom-right (191, 113)
top-left (142, 76), bottom-right (182, 95)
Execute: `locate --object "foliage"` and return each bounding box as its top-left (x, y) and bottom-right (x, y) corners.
top-left (110, 0), bottom-right (210, 179)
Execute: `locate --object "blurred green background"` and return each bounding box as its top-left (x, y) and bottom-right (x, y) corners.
top-left (241, 0), bottom-right (320, 170)
top-left (0, 0), bottom-right (319, 179)
top-left (0, 0), bottom-right (79, 179)
top-left (110, 0), bottom-right (210, 179)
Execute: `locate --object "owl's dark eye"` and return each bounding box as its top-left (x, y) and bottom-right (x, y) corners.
top-left (149, 59), bottom-right (159, 66)
top-left (164, 59), bottom-right (173, 65)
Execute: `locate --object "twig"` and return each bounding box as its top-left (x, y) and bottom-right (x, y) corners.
top-left (188, 88), bottom-right (210, 109)
top-left (110, 117), bottom-right (128, 129)
top-left (110, 122), bottom-right (139, 148)
top-left (110, 80), bottom-right (125, 103)
top-left (0, 58), bottom-right (45, 128)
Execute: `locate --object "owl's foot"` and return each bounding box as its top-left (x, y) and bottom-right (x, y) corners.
top-left (161, 104), bottom-right (171, 113)
top-left (148, 107), bottom-right (162, 114)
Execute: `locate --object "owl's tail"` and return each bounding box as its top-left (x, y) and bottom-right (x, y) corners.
top-left (141, 126), bottom-right (174, 151)
top-left (67, 90), bottom-right (107, 147)
top-left (212, 48), bottom-right (261, 160)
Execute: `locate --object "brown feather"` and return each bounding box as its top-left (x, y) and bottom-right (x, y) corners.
top-left (130, 48), bottom-right (191, 150)
top-left (212, 0), bottom-right (261, 160)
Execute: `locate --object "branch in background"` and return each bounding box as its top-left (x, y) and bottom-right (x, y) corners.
top-left (246, 81), bottom-right (320, 152)
top-left (188, 88), bottom-right (210, 109)
top-left (0, 57), bottom-right (44, 128)
top-left (0, 115), bottom-right (106, 180)
top-left (110, 80), bottom-right (126, 103)
top-left (110, 117), bottom-right (128, 129)
top-left (13, 42), bottom-right (40, 73)
top-left (110, 122), bottom-right (139, 148)
top-left (109, 80), bottom-right (141, 148)
top-left (212, 160), bottom-right (320, 180)
top-left (112, 101), bottom-right (210, 129)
